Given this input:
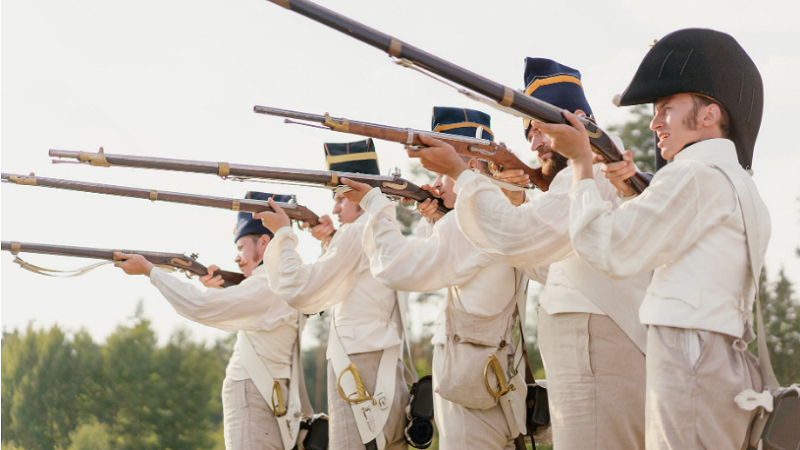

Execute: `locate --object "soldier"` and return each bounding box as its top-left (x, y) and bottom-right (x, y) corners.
top-left (341, 107), bottom-right (533, 450)
top-left (407, 59), bottom-right (650, 450)
top-left (114, 191), bottom-right (309, 450)
top-left (547, 29), bottom-right (769, 449)
top-left (256, 139), bottom-right (410, 450)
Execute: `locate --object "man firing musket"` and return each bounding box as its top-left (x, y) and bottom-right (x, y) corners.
top-left (256, 141), bottom-right (418, 450)
top-left (110, 191), bottom-right (319, 450)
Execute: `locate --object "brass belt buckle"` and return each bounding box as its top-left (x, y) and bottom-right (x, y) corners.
top-left (484, 354), bottom-right (515, 398)
top-left (337, 363), bottom-right (377, 405)
top-left (272, 380), bottom-right (287, 417)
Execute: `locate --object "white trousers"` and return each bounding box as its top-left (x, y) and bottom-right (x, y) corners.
top-left (326, 350), bottom-right (409, 450)
top-left (222, 377), bottom-right (288, 450)
top-left (537, 307), bottom-right (646, 450)
top-left (645, 326), bottom-right (761, 450)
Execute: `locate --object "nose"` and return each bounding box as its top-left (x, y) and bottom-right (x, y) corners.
top-left (530, 134), bottom-right (546, 152)
top-left (650, 111), bottom-right (663, 131)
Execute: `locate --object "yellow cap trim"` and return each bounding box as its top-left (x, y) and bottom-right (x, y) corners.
top-left (325, 152), bottom-right (378, 167)
top-left (524, 75), bottom-right (583, 96)
top-left (433, 122), bottom-right (495, 138)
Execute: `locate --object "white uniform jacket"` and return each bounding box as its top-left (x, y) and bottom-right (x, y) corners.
top-left (359, 188), bottom-right (518, 345)
top-left (568, 138), bottom-right (771, 338)
top-left (263, 216), bottom-right (401, 358)
top-left (149, 265), bottom-right (298, 379)
top-left (454, 164), bottom-right (634, 316)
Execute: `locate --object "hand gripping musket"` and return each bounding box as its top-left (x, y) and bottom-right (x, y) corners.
top-left (254, 106), bottom-right (546, 191)
top-left (0, 241), bottom-right (245, 287)
top-left (262, 0), bottom-right (651, 195)
top-left (2, 172), bottom-right (322, 226)
top-left (48, 148), bottom-right (451, 215)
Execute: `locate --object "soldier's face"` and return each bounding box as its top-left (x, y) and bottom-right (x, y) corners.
top-left (652, 93), bottom-right (703, 160)
top-left (332, 192), bottom-right (362, 225)
top-left (528, 125), bottom-right (568, 179)
top-left (235, 235), bottom-right (269, 277)
top-left (432, 174), bottom-right (457, 209)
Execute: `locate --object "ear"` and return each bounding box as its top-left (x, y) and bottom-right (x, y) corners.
top-left (259, 234), bottom-right (271, 248)
top-left (467, 158), bottom-right (481, 170)
top-left (702, 103), bottom-right (722, 128)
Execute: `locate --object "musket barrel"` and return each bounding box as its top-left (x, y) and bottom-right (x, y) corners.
top-left (2, 173), bottom-right (318, 224)
top-left (253, 106), bottom-right (328, 123)
top-left (264, 0), bottom-right (650, 194)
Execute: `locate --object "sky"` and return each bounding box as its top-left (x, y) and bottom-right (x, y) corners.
top-left (2, 0), bottom-right (799, 345)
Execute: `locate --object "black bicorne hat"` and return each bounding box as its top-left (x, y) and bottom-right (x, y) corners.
top-left (324, 139), bottom-right (380, 175)
top-left (431, 107), bottom-right (494, 141)
top-left (616, 28), bottom-right (763, 169)
top-left (523, 57), bottom-right (594, 136)
top-left (233, 191), bottom-right (294, 242)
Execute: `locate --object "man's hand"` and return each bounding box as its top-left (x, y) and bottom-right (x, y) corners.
top-left (114, 252), bottom-right (154, 276)
top-left (598, 150), bottom-right (637, 198)
top-left (536, 110), bottom-right (594, 184)
top-left (417, 184), bottom-right (444, 223)
top-left (492, 167), bottom-right (527, 206)
top-left (253, 198), bottom-right (291, 233)
top-left (407, 134), bottom-right (469, 180)
top-left (199, 264), bottom-right (225, 288)
top-left (340, 178), bottom-right (373, 204)
top-left (301, 215), bottom-right (336, 244)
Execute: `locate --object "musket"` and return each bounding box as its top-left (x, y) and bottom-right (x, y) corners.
top-left (254, 105), bottom-right (547, 191)
top-left (2, 172), bottom-right (322, 226)
top-left (48, 148), bottom-right (451, 214)
top-left (1, 241), bottom-right (245, 287)
top-left (261, 0), bottom-right (651, 195)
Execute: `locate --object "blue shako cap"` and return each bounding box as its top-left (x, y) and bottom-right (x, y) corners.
top-left (324, 139), bottom-right (380, 175)
top-left (431, 107), bottom-right (494, 141)
top-left (522, 57), bottom-right (594, 135)
top-left (234, 191), bottom-right (293, 242)
top-left (616, 28), bottom-right (763, 170)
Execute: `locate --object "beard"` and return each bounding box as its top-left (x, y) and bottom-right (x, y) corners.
top-left (540, 146), bottom-right (569, 182)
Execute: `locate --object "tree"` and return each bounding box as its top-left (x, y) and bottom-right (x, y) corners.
top-left (758, 267), bottom-right (800, 384)
top-left (606, 104), bottom-right (657, 173)
top-left (1, 325), bottom-right (99, 450)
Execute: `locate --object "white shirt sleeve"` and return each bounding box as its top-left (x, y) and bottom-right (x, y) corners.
top-left (361, 187), bottom-right (494, 292)
top-left (148, 268), bottom-right (277, 332)
top-left (453, 170), bottom-right (576, 269)
top-left (568, 162), bottom-right (734, 279)
top-left (262, 223), bottom-right (368, 314)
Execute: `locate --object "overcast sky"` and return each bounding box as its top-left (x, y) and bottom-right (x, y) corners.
top-left (2, 0), bottom-right (799, 345)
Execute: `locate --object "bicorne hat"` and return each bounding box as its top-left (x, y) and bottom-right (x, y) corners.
top-left (234, 191), bottom-right (294, 242)
top-left (324, 139), bottom-right (380, 175)
top-left (522, 57), bottom-right (594, 135)
top-left (431, 107), bottom-right (494, 141)
top-left (616, 28), bottom-right (763, 170)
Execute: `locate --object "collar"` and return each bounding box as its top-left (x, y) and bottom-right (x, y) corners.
top-left (673, 138), bottom-right (739, 166)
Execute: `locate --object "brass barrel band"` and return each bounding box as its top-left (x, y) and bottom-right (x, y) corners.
top-left (500, 87), bottom-right (515, 107)
top-left (232, 199), bottom-right (240, 211)
top-left (328, 173), bottom-right (339, 187)
top-left (10, 242), bottom-right (21, 255)
top-left (388, 38), bottom-right (403, 57)
top-left (218, 162), bottom-right (231, 178)
top-left (406, 129), bottom-right (414, 145)
top-left (149, 190), bottom-right (158, 201)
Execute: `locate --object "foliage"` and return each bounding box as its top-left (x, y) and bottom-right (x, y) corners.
top-left (606, 104), bottom-right (657, 173)
top-left (1, 303), bottom-right (224, 450)
top-left (754, 266), bottom-right (800, 384)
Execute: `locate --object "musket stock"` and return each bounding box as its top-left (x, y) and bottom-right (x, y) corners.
top-left (1, 172), bottom-right (321, 226)
top-left (254, 106), bottom-right (547, 191)
top-left (262, 0), bottom-right (650, 195)
top-left (1, 241), bottom-right (245, 287)
top-left (48, 149), bottom-right (451, 214)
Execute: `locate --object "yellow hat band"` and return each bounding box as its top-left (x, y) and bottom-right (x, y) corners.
top-left (433, 122), bottom-right (495, 138)
top-left (524, 74), bottom-right (583, 96)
